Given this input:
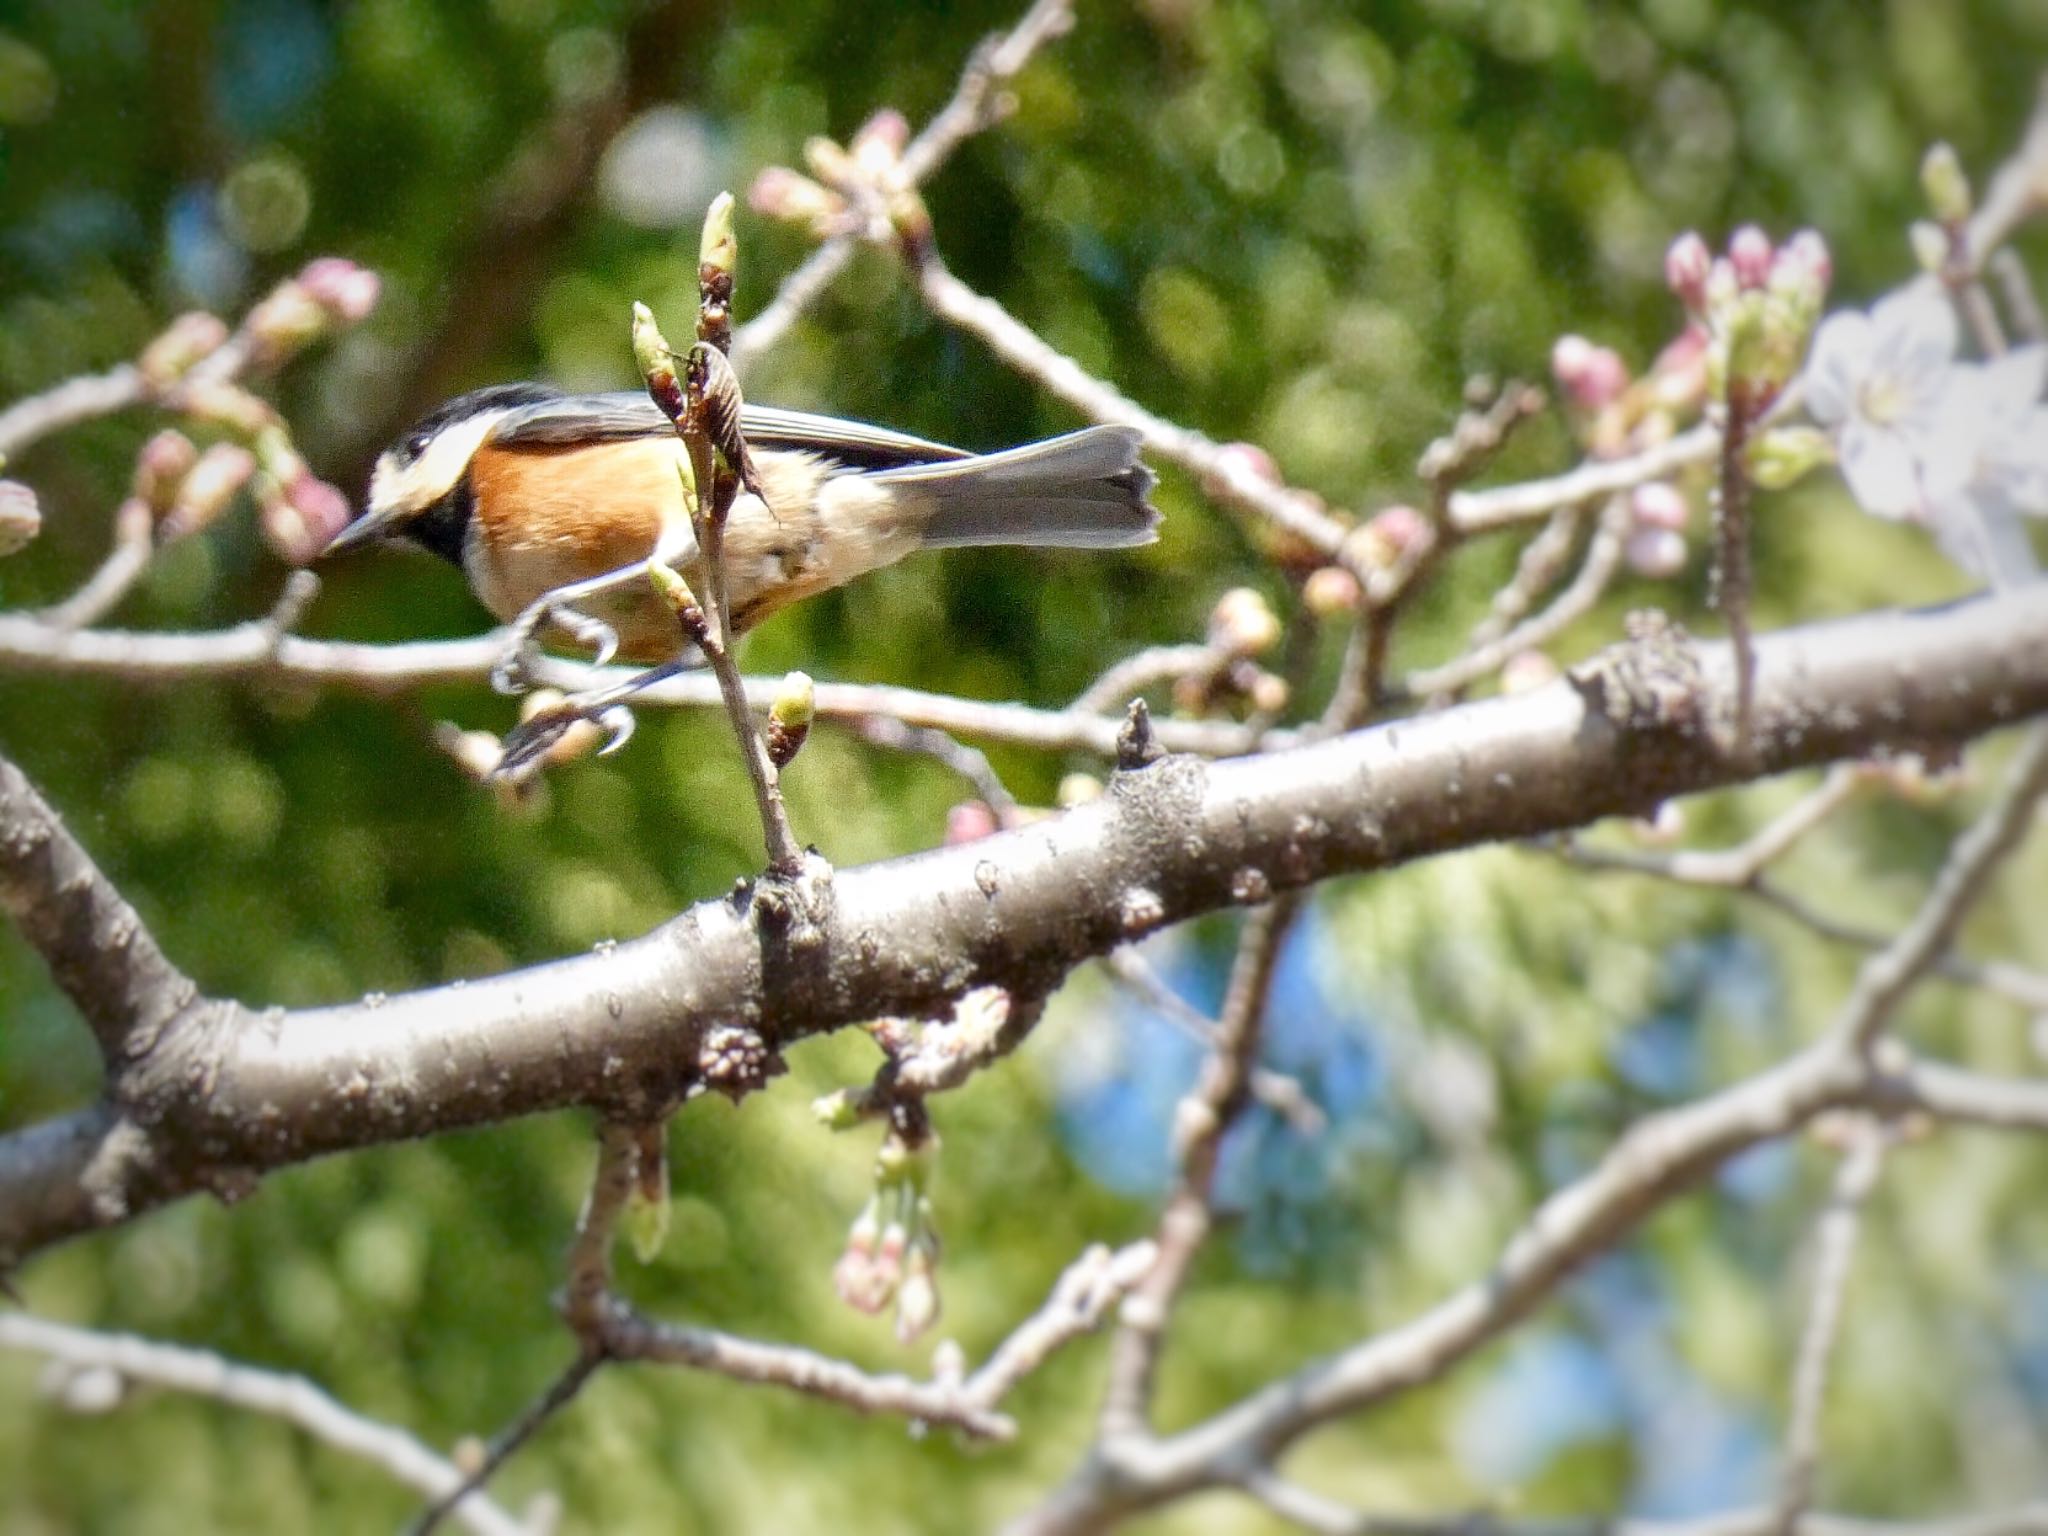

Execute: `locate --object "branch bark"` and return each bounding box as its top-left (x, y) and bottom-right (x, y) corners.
top-left (3, 590), bottom-right (2046, 1266)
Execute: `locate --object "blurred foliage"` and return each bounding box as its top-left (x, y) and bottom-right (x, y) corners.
top-left (4, 0), bottom-right (2048, 1531)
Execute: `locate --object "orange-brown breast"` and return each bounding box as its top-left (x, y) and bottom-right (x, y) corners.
top-left (462, 436), bottom-right (932, 663)
top-left (465, 437), bottom-right (689, 663)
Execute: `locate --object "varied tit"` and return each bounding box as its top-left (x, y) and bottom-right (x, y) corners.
top-left (325, 383), bottom-right (1159, 666)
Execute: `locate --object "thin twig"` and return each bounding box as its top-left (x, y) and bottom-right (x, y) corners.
top-left (0, 366), bottom-right (146, 462)
top-left (0, 1313), bottom-right (526, 1536)
top-left (37, 501), bottom-right (154, 631)
top-left (409, 1353), bottom-right (597, 1536)
top-left (1774, 1120), bottom-right (1886, 1534)
top-left (1098, 895), bottom-right (1301, 1440)
top-left (1100, 947), bottom-right (1326, 1136)
top-left (1400, 493), bottom-right (1630, 703)
top-left (730, 0), bottom-right (1077, 368)
top-left (849, 713), bottom-right (1021, 821)
top-left (0, 610), bottom-right (1274, 757)
top-left (1834, 725), bottom-right (2048, 1052)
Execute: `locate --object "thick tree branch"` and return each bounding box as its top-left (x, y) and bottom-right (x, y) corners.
top-left (0, 754), bottom-right (200, 1062)
top-left (2, 591), bottom-right (2046, 1265)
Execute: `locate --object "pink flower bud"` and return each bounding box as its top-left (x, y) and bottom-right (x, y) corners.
top-left (1776, 229), bottom-right (1832, 298)
top-left (1624, 524), bottom-right (1688, 579)
top-left (243, 280), bottom-right (328, 367)
top-left (1500, 650), bottom-right (1559, 694)
top-left (137, 311), bottom-right (231, 388)
top-left (850, 108), bottom-right (910, 173)
top-left (1302, 564), bottom-right (1360, 616)
top-left (0, 479), bottom-right (41, 557)
top-left (261, 472), bottom-right (352, 565)
top-left (1209, 586), bottom-right (1282, 656)
top-left (945, 800), bottom-right (999, 844)
top-left (1664, 232), bottom-right (1712, 313)
top-left (1727, 224), bottom-right (1774, 289)
top-left (1551, 334), bottom-right (1630, 411)
top-left (1366, 503), bottom-right (1426, 556)
top-left (745, 166), bottom-right (847, 233)
top-left (295, 257), bottom-right (381, 324)
top-left (158, 442), bottom-right (256, 543)
top-left (134, 430), bottom-right (198, 515)
top-left (1630, 481), bottom-right (1690, 532)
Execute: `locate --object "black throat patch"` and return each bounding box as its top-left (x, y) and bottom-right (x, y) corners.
top-left (399, 477), bottom-right (474, 567)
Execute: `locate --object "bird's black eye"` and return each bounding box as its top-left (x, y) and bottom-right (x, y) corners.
top-left (403, 428), bottom-right (434, 461)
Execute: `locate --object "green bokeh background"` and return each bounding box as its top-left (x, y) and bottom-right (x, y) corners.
top-left (4, 2), bottom-right (2048, 1531)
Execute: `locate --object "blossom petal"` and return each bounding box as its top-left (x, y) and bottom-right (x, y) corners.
top-left (1928, 487), bottom-right (2043, 588)
top-left (1839, 421), bottom-right (1922, 520)
top-left (1977, 344), bottom-right (2048, 421)
top-left (1802, 311), bottom-right (1872, 425)
top-left (1868, 278), bottom-right (1958, 380)
top-left (1983, 404), bottom-right (2048, 513)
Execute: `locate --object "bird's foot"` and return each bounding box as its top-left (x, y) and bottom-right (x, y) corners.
top-left (491, 698), bottom-right (637, 783)
top-left (490, 602), bottom-right (620, 695)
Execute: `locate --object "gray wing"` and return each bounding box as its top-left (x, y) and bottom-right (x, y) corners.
top-left (489, 392), bottom-right (971, 469)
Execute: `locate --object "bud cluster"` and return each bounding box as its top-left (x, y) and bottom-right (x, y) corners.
top-left (1668, 225), bottom-right (1833, 413)
top-left (831, 1130), bottom-right (944, 1341)
top-left (746, 110), bottom-right (932, 260)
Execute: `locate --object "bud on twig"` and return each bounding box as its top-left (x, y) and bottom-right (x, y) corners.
top-left (632, 302), bottom-right (686, 423)
top-left (766, 670), bottom-right (815, 769)
top-left (134, 430), bottom-right (198, 516)
top-left (1920, 141), bottom-right (1973, 226)
top-left (0, 480), bottom-right (40, 557)
top-left (647, 558), bottom-right (711, 647)
top-left (137, 312), bottom-right (231, 389)
top-left (688, 339), bottom-right (762, 497)
top-left (698, 190), bottom-right (737, 353)
top-left (158, 442), bottom-right (257, 543)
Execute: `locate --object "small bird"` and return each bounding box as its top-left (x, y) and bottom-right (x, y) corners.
top-left (326, 383), bottom-right (1159, 673)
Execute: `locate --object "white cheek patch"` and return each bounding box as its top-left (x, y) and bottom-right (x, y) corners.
top-left (369, 410), bottom-right (511, 517)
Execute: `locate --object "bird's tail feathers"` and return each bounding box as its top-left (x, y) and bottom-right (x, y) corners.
top-left (872, 426), bottom-right (1160, 550)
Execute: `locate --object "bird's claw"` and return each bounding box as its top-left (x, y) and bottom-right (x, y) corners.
top-left (491, 604), bottom-right (620, 696)
top-left (594, 705), bottom-right (636, 756)
top-left (554, 608), bottom-right (620, 669)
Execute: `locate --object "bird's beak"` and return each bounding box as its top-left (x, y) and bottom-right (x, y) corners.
top-left (322, 510), bottom-right (393, 556)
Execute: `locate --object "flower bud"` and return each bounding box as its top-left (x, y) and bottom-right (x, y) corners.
top-left (1920, 141), bottom-right (1973, 226)
top-left (1551, 334), bottom-right (1630, 411)
top-left (1745, 425), bottom-right (1834, 490)
top-left (747, 166), bottom-right (847, 234)
top-left (1624, 525), bottom-right (1688, 579)
top-left (158, 442), bottom-right (256, 543)
top-left (766, 669), bottom-right (815, 769)
top-left (803, 134), bottom-right (859, 191)
top-left (626, 1177), bottom-right (671, 1264)
top-left (134, 430), bottom-right (199, 516)
top-left (1500, 650), bottom-right (1559, 694)
top-left (851, 108), bottom-right (911, 174)
top-left (894, 1247), bottom-right (941, 1343)
top-left (1909, 219), bottom-right (1950, 275)
top-left (1649, 322), bottom-right (1710, 411)
top-left (943, 800), bottom-right (999, 844)
top-left (632, 302), bottom-right (686, 422)
top-left (646, 558), bottom-right (708, 644)
top-left (1727, 224), bottom-right (1774, 289)
top-left (137, 311), bottom-right (231, 388)
top-left (177, 379), bottom-right (280, 437)
top-left (1664, 232), bottom-right (1712, 313)
top-left (1630, 481), bottom-right (1689, 532)
top-left (698, 190), bottom-right (737, 285)
top-left (1208, 586), bottom-right (1282, 656)
top-left (1247, 670), bottom-right (1289, 715)
top-left (0, 479), bottom-right (41, 557)
top-left (261, 471), bottom-right (351, 564)
top-left (1775, 229), bottom-right (1832, 302)
top-left (1302, 564), bottom-right (1360, 616)
top-left (295, 256), bottom-right (381, 323)
top-left (242, 279), bottom-right (329, 370)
